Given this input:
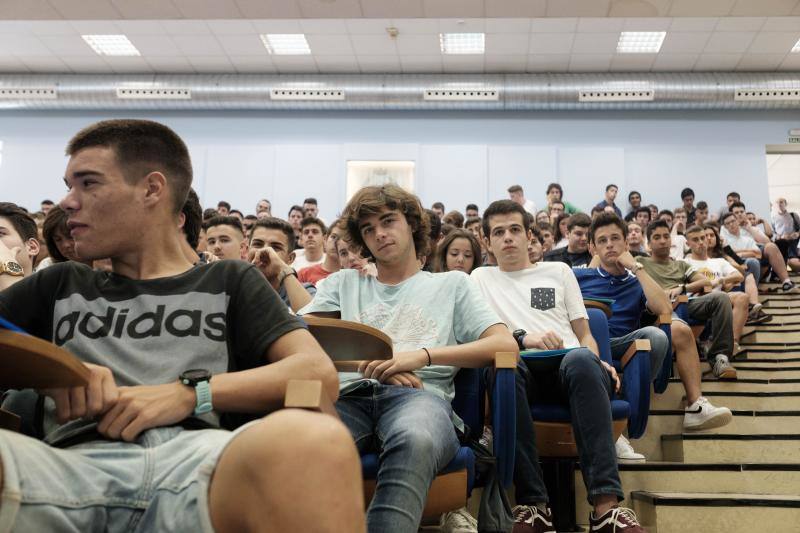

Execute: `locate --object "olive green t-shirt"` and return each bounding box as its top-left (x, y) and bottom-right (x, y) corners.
top-left (638, 256), bottom-right (695, 289)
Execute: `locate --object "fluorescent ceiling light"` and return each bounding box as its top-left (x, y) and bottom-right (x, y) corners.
top-left (616, 31), bottom-right (666, 54)
top-left (792, 38), bottom-right (800, 53)
top-left (82, 35), bottom-right (140, 56)
top-left (440, 33), bottom-right (485, 55)
top-left (260, 34), bottom-right (311, 55)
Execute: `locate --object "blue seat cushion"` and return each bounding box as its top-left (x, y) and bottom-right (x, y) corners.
top-left (530, 400), bottom-right (630, 423)
top-left (361, 446), bottom-right (476, 492)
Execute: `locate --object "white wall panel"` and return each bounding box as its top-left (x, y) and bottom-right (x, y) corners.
top-left (418, 145), bottom-right (486, 213)
top-left (273, 145), bottom-right (343, 221)
top-left (488, 145), bottom-right (558, 211)
top-left (558, 147), bottom-right (626, 212)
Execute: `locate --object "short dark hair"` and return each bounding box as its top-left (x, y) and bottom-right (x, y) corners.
top-left (658, 209), bottom-right (674, 219)
top-left (426, 209), bottom-right (442, 243)
top-left (482, 199), bottom-right (530, 238)
top-left (466, 203), bottom-right (479, 212)
top-left (229, 209), bottom-right (243, 218)
top-left (628, 190), bottom-right (641, 201)
top-left (696, 201), bottom-right (708, 210)
top-left (442, 210), bottom-right (465, 228)
top-left (432, 202), bottom-right (445, 211)
top-left (288, 205), bottom-right (304, 217)
top-left (589, 212), bottom-right (627, 243)
top-left (729, 201), bottom-right (746, 212)
top-left (546, 183), bottom-right (563, 196)
top-left (685, 224), bottom-right (705, 236)
top-left (41, 205), bottom-right (69, 262)
top-left (41, 199), bottom-right (54, 206)
top-left (567, 213), bottom-right (592, 232)
top-left (0, 202), bottom-right (37, 243)
top-left (217, 201), bottom-right (231, 210)
top-left (727, 192), bottom-right (740, 200)
top-left (646, 219), bottom-right (671, 240)
top-left (244, 214), bottom-right (257, 221)
top-left (181, 189), bottom-right (202, 249)
top-left (721, 211), bottom-right (737, 224)
top-left (507, 184), bottom-right (523, 194)
top-left (303, 198), bottom-right (318, 206)
top-left (202, 208), bottom-right (218, 221)
top-left (550, 200), bottom-right (565, 209)
top-left (537, 222), bottom-right (553, 234)
top-left (300, 216), bottom-right (327, 235)
top-left (681, 187), bottom-right (695, 200)
top-left (250, 217), bottom-right (295, 252)
top-left (530, 223), bottom-right (543, 245)
top-left (66, 119), bottom-right (192, 214)
top-left (465, 216), bottom-right (481, 228)
top-left (635, 206), bottom-right (652, 219)
top-left (605, 183), bottom-right (618, 192)
top-left (204, 215), bottom-right (244, 237)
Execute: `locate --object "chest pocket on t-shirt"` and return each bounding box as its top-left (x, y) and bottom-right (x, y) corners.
top-left (530, 288), bottom-right (556, 311)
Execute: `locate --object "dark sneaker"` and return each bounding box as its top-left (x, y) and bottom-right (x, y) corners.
top-left (589, 506), bottom-right (646, 532)
top-left (513, 505), bottom-right (556, 533)
top-left (746, 306), bottom-right (772, 325)
top-left (782, 280), bottom-right (798, 293)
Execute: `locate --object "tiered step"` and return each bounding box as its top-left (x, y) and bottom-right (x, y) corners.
top-left (661, 433), bottom-right (800, 463)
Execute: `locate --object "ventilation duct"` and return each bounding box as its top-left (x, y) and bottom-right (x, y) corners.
top-left (0, 73), bottom-right (799, 110)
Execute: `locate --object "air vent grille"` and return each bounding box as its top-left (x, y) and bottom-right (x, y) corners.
top-left (270, 89), bottom-right (345, 101)
top-left (0, 87), bottom-right (57, 99)
top-left (116, 88), bottom-right (191, 100)
top-left (735, 89), bottom-right (800, 101)
top-left (579, 90), bottom-right (654, 102)
top-left (423, 89), bottom-right (499, 101)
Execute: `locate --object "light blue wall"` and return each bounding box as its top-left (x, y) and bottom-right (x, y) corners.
top-left (1, 109), bottom-right (797, 221)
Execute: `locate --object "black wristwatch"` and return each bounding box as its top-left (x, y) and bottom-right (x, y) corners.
top-left (512, 329), bottom-right (527, 350)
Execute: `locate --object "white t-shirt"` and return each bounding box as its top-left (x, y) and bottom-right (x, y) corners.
top-left (684, 256), bottom-right (738, 294)
top-left (772, 211), bottom-right (795, 238)
top-left (670, 234), bottom-right (687, 260)
top-left (720, 227), bottom-right (759, 252)
top-left (524, 199), bottom-right (537, 215)
top-left (553, 238), bottom-right (568, 250)
top-left (471, 262), bottom-right (588, 350)
top-left (292, 249), bottom-right (324, 271)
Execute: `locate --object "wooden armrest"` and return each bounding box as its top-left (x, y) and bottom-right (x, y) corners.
top-left (304, 316), bottom-right (392, 363)
top-left (584, 300), bottom-right (612, 318)
top-left (0, 408), bottom-right (20, 432)
top-left (0, 329), bottom-right (90, 389)
top-left (284, 379), bottom-right (339, 419)
top-left (658, 313), bottom-right (672, 326)
top-left (671, 295), bottom-right (689, 310)
top-left (494, 352), bottom-right (517, 369)
top-left (620, 339), bottom-right (651, 368)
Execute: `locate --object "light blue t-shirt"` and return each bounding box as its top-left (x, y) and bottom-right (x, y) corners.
top-left (298, 268), bottom-right (503, 421)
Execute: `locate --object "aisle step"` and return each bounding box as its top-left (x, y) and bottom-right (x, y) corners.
top-left (661, 434), bottom-right (800, 463)
top-left (631, 491), bottom-right (800, 533)
top-left (740, 329), bottom-right (800, 343)
top-left (652, 389), bottom-right (800, 411)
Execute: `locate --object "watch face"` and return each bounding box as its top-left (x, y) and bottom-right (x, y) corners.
top-left (181, 369), bottom-right (211, 384)
top-left (5, 261), bottom-right (23, 275)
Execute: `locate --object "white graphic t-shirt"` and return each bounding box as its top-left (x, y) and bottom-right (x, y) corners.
top-left (684, 256), bottom-right (738, 294)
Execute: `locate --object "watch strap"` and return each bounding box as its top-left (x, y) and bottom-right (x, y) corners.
top-left (193, 380), bottom-right (213, 415)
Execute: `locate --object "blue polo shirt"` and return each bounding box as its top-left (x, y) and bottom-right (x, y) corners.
top-left (574, 267), bottom-right (647, 338)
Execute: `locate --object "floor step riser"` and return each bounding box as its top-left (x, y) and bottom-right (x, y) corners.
top-left (632, 500), bottom-right (800, 533)
top-left (652, 393), bottom-right (800, 411)
top-left (663, 438), bottom-right (800, 464)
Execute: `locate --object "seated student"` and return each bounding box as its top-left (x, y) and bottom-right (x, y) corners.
top-left (465, 215), bottom-right (483, 243)
top-left (543, 213), bottom-right (592, 268)
top-left (634, 207), bottom-right (652, 230)
top-left (465, 204), bottom-right (480, 218)
top-left (471, 200), bottom-right (646, 533)
top-left (626, 221), bottom-right (648, 256)
top-left (552, 213), bottom-right (570, 250)
top-left (684, 225), bottom-right (748, 353)
top-left (639, 220), bottom-right (738, 379)
top-left (704, 224), bottom-right (771, 325)
top-left (335, 234), bottom-right (377, 277)
top-left (717, 191), bottom-right (740, 223)
top-left (537, 222), bottom-right (555, 253)
top-left (694, 201), bottom-right (710, 226)
top-left (536, 210), bottom-right (551, 225)
top-left (443, 210), bottom-right (465, 228)
top-left (431, 201), bottom-right (446, 219)
top-left (594, 184), bottom-right (623, 218)
top-left (747, 212), bottom-right (773, 240)
top-left (0, 119), bottom-right (364, 533)
top-left (242, 214), bottom-right (257, 238)
top-left (298, 220), bottom-right (342, 285)
top-left (590, 206), bottom-right (605, 219)
top-left (434, 228), bottom-right (482, 274)
top-left (39, 205), bottom-right (86, 268)
top-left (721, 210), bottom-right (796, 292)
top-left (679, 188), bottom-right (696, 224)
top-left (298, 185), bottom-right (516, 533)
top-left (248, 217), bottom-right (315, 312)
top-left (216, 200), bottom-right (231, 216)
top-left (772, 197), bottom-right (800, 270)
top-left (625, 190), bottom-right (642, 222)
top-left (205, 215), bottom-right (248, 261)
top-left (0, 202), bottom-right (41, 281)
top-left (292, 217), bottom-right (327, 271)
top-left (648, 204), bottom-right (659, 222)
top-left (528, 224), bottom-right (545, 264)
top-left (178, 188), bottom-right (212, 265)
top-left (546, 182), bottom-right (580, 215)
top-left (255, 198), bottom-right (271, 216)
top-left (287, 205), bottom-right (304, 249)
top-left (548, 201), bottom-right (565, 221)
top-left (670, 208), bottom-right (688, 260)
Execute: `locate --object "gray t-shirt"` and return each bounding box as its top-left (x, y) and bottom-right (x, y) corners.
top-left (0, 260), bottom-right (304, 445)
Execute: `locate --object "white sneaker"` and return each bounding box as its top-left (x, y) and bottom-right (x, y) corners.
top-left (683, 397), bottom-right (733, 431)
top-left (615, 435), bottom-right (645, 462)
top-left (712, 355), bottom-right (738, 380)
top-left (479, 426), bottom-right (493, 453)
top-left (440, 507), bottom-right (478, 533)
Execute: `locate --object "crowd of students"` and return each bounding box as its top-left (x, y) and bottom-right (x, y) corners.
top-left (1, 119), bottom-right (797, 533)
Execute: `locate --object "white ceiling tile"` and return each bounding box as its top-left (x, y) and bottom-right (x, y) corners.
top-left (392, 18), bottom-right (440, 34)
top-left (693, 53), bottom-right (743, 70)
top-left (172, 34), bottom-right (226, 56)
top-left (20, 56), bottom-right (71, 73)
top-left (669, 0), bottom-right (736, 16)
top-left (439, 18), bottom-right (486, 33)
top-left (731, 0), bottom-right (798, 16)
top-left (609, 53), bottom-right (656, 71)
top-left (526, 53), bottom-right (570, 72)
top-left (485, 0), bottom-right (546, 17)
top-left (704, 31), bottom-right (757, 53)
top-left (0, 35), bottom-right (53, 56)
top-left (529, 32), bottom-right (575, 54)
top-left (547, 0), bottom-right (611, 17)
top-left (172, 0), bottom-right (243, 18)
top-left (207, 20), bottom-right (256, 35)
top-left (485, 18), bottom-right (533, 33)
top-left (357, 55), bottom-right (402, 73)
top-left (296, 0), bottom-right (362, 18)
top-left (251, 20), bottom-right (304, 34)
top-left (577, 17), bottom-right (625, 32)
top-left (735, 53), bottom-right (787, 70)
top-left (484, 54), bottom-right (527, 72)
top-left (106, 56), bottom-right (152, 73)
top-left (608, 0), bottom-right (672, 16)
top-left (651, 53), bottom-right (699, 70)
top-left (0, 22), bottom-right (36, 35)
top-left (622, 17), bottom-right (672, 31)
top-left (442, 55), bottom-right (485, 72)
top-left (485, 33), bottom-right (530, 55)
top-left (778, 52), bottom-right (800, 68)
top-left (659, 32), bottom-right (711, 54)
top-left (145, 56), bottom-right (196, 73)
top-left (230, 55), bottom-right (278, 73)
top-left (38, 35), bottom-right (98, 56)
top-left (48, 0), bottom-right (122, 19)
top-left (271, 55), bottom-right (319, 73)
top-left (29, 21), bottom-right (76, 36)
top-left (187, 56), bottom-right (237, 73)
top-left (69, 20), bottom-right (121, 34)
top-left (762, 17), bottom-right (800, 31)
top-left (668, 17), bottom-right (720, 32)
top-left (423, 0), bottom-right (484, 17)
top-left (349, 34), bottom-right (397, 55)
top-left (128, 35), bottom-right (181, 56)
top-left (747, 32), bottom-right (800, 53)
top-left (0, 57), bottom-right (30, 73)
top-left (530, 18), bottom-right (579, 33)
top-left (345, 18), bottom-right (393, 34)
top-left (114, 20), bottom-right (167, 35)
top-left (234, 0), bottom-right (301, 18)
top-left (314, 54), bottom-right (359, 72)
top-left (110, 0), bottom-right (182, 18)
top-left (568, 54), bottom-right (613, 72)
top-left (359, 0), bottom-right (424, 18)
top-left (215, 34), bottom-right (266, 56)
top-left (0, 1), bottom-right (61, 19)
top-left (60, 55), bottom-right (112, 73)
top-left (399, 54), bottom-right (443, 73)
top-left (160, 20), bottom-right (212, 35)
top-left (300, 19), bottom-right (349, 34)
top-left (395, 34), bottom-right (440, 55)
top-left (715, 17), bottom-right (766, 31)
top-left (305, 34), bottom-right (356, 55)
top-left (571, 33), bottom-right (619, 54)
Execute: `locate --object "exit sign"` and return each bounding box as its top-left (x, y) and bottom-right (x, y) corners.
top-left (790, 136), bottom-right (800, 143)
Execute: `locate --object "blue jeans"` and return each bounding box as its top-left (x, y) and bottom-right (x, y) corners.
top-left (609, 326), bottom-right (669, 383)
top-left (744, 257), bottom-right (761, 284)
top-left (336, 383), bottom-right (460, 533)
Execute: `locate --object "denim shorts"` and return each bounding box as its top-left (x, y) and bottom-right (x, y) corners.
top-left (0, 423), bottom-right (250, 533)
